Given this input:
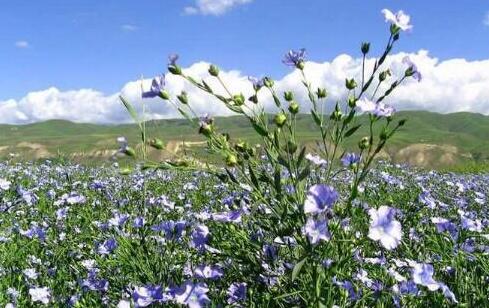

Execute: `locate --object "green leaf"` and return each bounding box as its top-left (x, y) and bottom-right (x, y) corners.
top-left (311, 109), bottom-right (322, 126)
top-left (274, 168), bottom-right (282, 195)
top-left (344, 124), bottom-right (362, 138)
top-left (298, 165), bottom-right (311, 181)
top-left (225, 168), bottom-right (238, 184)
top-left (120, 96), bottom-right (141, 130)
top-left (297, 146), bottom-right (307, 168)
top-left (202, 80), bottom-right (214, 93)
top-left (292, 257), bottom-right (307, 281)
top-left (251, 121), bottom-right (268, 137)
top-left (248, 164), bottom-right (259, 188)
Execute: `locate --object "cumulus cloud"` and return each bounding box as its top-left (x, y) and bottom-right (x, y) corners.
top-left (1, 50), bottom-right (489, 124)
top-left (15, 41), bottom-right (30, 48)
top-left (184, 0), bottom-right (253, 16)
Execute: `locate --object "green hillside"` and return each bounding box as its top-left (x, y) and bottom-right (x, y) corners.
top-left (1, 111), bottom-right (488, 169)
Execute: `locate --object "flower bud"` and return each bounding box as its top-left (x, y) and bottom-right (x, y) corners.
top-left (348, 96), bottom-right (357, 108)
top-left (233, 94), bottom-right (245, 106)
top-left (159, 90), bottom-right (170, 100)
top-left (379, 70), bottom-right (391, 82)
top-left (177, 91), bottom-right (188, 105)
top-left (263, 77), bottom-right (274, 88)
top-left (248, 94), bottom-right (258, 104)
top-left (330, 110), bottom-right (342, 121)
top-left (168, 65), bottom-right (182, 75)
top-left (316, 88), bottom-right (327, 99)
top-left (398, 119), bottom-right (407, 127)
top-left (199, 124), bottom-right (213, 137)
top-left (361, 42), bottom-right (370, 55)
top-left (208, 64), bottom-right (220, 77)
top-left (124, 146), bottom-right (136, 157)
top-left (359, 137), bottom-right (370, 150)
top-left (274, 113), bottom-right (287, 127)
top-left (149, 138), bottom-right (164, 150)
top-left (226, 153), bottom-right (238, 167)
top-left (345, 78), bottom-right (357, 90)
top-left (390, 24), bottom-right (400, 36)
top-left (288, 101), bottom-right (299, 114)
top-left (284, 91), bottom-right (294, 102)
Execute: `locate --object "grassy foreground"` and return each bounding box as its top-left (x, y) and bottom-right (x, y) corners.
top-left (0, 160), bottom-right (487, 306)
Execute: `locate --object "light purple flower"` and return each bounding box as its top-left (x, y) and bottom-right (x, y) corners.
top-left (132, 285), bottom-right (165, 307)
top-left (419, 190), bottom-right (437, 209)
top-left (227, 282), bottom-right (247, 304)
top-left (368, 206), bottom-right (402, 250)
top-left (305, 153), bottom-right (327, 166)
top-left (173, 281), bottom-right (210, 308)
top-left (431, 217), bottom-right (458, 240)
top-left (29, 287), bottom-right (51, 305)
top-left (282, 48), bottom-right (306, 68)
top-left (402, 56), bottom-right (422, 82)
top-left (381, 9), bottom-right (413, 31)
top-left (248, 76), bottom-right (264, 90)
top-left (81, 270), bottom-right (109, 292)
top-left (356, 98), bottom-right (395, 117)
top-left (303, 216), bottom-right (330, 245)
top-left (97, 238), bottom-right (117, 255)
top-left (191, 225), bottom-right (209, 250)
top-left (341, 153), bottom-right (361, 167)
top-left (142, 75), bottom-right (165, 99)
top-left (372, 102), bottom-right (395, 117)
top-left (0, 178), bottom-right (11, 190)
top-left (193, 264), bottom-right (224, 280)
top-left (439, 283), bottom-right (458, 303)
top-left (212, 210), bottom-right (242, 223)
top-left (168, 54), bottom-right (179, 66)
top-left (304, 184), bottom-right (339, 214)
top-left (412, 263), bottom-right (439, 291)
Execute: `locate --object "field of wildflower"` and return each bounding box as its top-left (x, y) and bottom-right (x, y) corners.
top-left (1, 161), bottom-right (488, 307)
top-left (1, 8), bottom-right (488, 308)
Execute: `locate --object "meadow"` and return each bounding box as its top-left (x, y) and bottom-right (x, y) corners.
top-left (2, 7), bottom-right (489, 308)
top-left (0, 160), bottom-right (488, 306)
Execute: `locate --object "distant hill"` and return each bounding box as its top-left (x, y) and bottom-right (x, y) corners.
top-left (1, 111), bottom-right (488, 169)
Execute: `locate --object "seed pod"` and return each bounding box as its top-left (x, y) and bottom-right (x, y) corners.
top-left (149, 138), bottom-right (164, 150)
top-left (359, 137), bottom-right (370, 150)
top-left (288, 102), bottom-right (299, 114)
top-left (208, 64), bottom-right (220, 77)
top-left (274, 113), bottom-right (287, 127)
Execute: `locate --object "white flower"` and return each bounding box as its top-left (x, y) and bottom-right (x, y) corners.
top-left (29, 287), bottom-right (51, 305)
top-left (381, 9), bottom-right (413, 31)
top-left (368, 206), bottom-right (402, 250)
top-left (0, 178), bottom-right (11, 190)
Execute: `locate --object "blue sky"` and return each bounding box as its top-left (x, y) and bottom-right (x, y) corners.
top-left (1, 0), bottom-right (488, 100)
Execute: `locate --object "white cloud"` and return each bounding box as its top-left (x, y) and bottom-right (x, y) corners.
top-left (184, 0), bottom-right (253, 16)
top-left (121, 24), bottom-right (138, 31)
top-left (15, 41), bottom-right (30, 48)
top-left (484, 11), bottom-right (489, 26)
top-left (1, 50), bottom-right (489, 125)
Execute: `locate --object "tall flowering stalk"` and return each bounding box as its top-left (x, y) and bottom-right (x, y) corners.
top-left (119, 8), bottom-right (422, 306)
